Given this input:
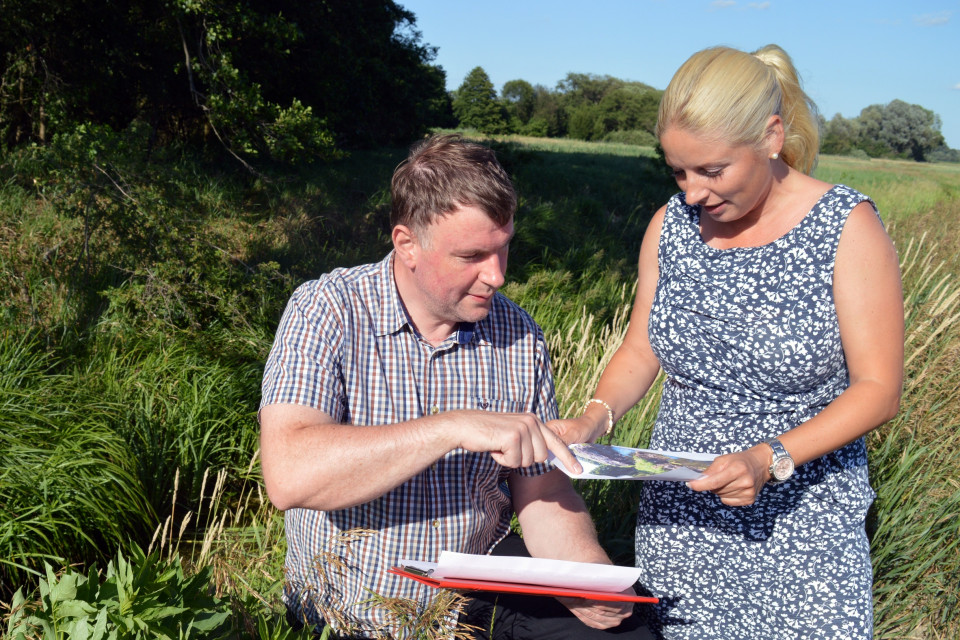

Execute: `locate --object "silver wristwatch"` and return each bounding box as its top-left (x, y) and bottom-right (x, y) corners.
top-left (765, 438), bottom-right (794, 483)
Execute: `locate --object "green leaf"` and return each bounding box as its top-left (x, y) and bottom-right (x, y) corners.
top-left (67, 617), bottom-right (91, 640)
top-left (90, 608), bottom-right (109, 640)
top-left (187, 610), bottom-right (231, 632)
top-left (55, 598), bottom-right (98, 619)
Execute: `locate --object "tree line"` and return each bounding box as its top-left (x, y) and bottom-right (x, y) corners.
top-left (452, 66), bottom-right (662, 147)
top-left (820, 101), bottom-right (956, 162)
top-left (451, 66), bottom-right (957, 163)
top-left (0, 0), bottom-right (954, 164)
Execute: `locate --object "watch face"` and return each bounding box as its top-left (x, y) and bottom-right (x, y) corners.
top-left (773, 457), bottom-right (794, 481)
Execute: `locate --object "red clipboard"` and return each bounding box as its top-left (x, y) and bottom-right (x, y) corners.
top-left (388, 567), bottom-right (659, 603)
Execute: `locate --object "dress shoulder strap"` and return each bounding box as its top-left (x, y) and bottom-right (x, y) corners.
top-left (798, 184), bottom-right (877, 267)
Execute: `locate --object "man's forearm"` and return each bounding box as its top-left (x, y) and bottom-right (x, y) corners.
top-left (510, 469), bottom-right (612, 565)
top-left (260, 403), bottom-right (458, 511)
top-left (260, 403), bottom-right (578, 512)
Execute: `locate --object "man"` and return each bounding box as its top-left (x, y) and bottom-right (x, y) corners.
top-left (259, 134), bottom-right (651, 639)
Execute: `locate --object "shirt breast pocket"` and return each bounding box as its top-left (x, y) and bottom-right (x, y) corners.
top-left (469, 397), bottom-right (529, 415)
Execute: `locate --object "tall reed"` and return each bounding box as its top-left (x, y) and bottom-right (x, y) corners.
top-left (868, 228), bottom-right (960, 638)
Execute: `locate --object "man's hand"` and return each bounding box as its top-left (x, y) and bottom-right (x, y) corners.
top-left (455, 410), bottom-right (582, 474)
top-left (685, 446), bottom-right (769, 506)
top-left (556, 592), bottom-right (635, 629)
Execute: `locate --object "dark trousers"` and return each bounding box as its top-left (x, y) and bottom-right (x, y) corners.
top-left (458, 534), bottom-right (654, 640)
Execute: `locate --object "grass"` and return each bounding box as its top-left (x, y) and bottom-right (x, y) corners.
top-left (814, 154), bottom-right (960, 222)
top-left (0, 333), bottom-right (155, 588)
top-left (1, 133), bottom-right (959, 638)
top-left (866, 201), bottom-right (960, 638)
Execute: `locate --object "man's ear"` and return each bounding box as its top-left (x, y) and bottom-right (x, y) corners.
top-left (392, 224), bottom-right (419, 269)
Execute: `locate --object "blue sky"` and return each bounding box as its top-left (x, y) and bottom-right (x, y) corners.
top-left (398, 0), bottom-right (959, 149)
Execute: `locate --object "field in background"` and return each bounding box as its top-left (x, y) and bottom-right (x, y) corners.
top-left (2, 135), bottom-right (959, 639)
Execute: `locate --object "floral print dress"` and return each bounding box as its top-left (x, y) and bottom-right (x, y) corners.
top-left (637, 185), bottom-right (877, 639)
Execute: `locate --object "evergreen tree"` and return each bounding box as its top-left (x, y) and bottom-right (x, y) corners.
top-left (452, 67), bottom-right (507, 134)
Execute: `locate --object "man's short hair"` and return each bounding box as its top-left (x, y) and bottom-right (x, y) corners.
top-left (390, 134), bottom-right (517, 233)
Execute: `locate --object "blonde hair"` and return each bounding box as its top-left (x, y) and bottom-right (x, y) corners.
top-left (656, 44), bottom-right (820, 175)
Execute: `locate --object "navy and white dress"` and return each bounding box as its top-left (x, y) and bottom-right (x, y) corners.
top-left (637, 185), bottom-right (877, 639)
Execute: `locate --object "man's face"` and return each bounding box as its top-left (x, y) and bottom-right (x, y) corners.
top-left (407, 205), bottom-right (513, 329)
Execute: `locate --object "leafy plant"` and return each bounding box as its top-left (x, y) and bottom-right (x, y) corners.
top-left (5, 546), bottom-right (231, 639)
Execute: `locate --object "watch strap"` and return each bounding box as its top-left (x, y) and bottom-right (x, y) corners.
top-left (765, 438), bottom-right (793, 483)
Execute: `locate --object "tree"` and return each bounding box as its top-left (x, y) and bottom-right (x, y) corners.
top-left (820, 114), bottom-right (862, 156)
top-left (555, 72), bottom-right (623, 107)
top-left (526, 85), bottom-right (562, 137)
top-left (593, 85), bottom-right (661, 138)
top-left (501, 79), bottom-right (535, 129)
top-left (567, 103), bottom-right (600, 140)
top-left (258, 0), bottom-right (450, 147)
top-left (878, 100), bottom-right (944, 161)
top-left (0, 0), bottom-right (449, 157)
top-left (553, 73), bottom-right (659, 140)
top-left (452, 67), bottom-right (507, 133)
top-left (856, 100), bottom-right (945, 161)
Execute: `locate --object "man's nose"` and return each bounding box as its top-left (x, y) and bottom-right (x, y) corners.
top-left (480, 253), bottom-right (506, 289)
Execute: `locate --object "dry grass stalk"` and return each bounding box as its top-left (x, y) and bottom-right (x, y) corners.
top-left (364, 589), bottom-right (481, 640)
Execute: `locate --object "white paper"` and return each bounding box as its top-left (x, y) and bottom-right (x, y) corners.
top-left (398, 552), bottom-right (641, 592)
top-left (550, 443), bottom-right (717, 482)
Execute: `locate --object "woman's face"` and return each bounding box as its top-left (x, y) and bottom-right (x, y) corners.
top-left (660, 126), bottom-right (776, 226)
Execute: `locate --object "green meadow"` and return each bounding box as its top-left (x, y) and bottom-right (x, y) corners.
top-left (2, 134), bottom-right (959, 639)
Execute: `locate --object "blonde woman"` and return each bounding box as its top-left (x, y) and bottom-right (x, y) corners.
top-left (550, 45), bottom-right (903, 639)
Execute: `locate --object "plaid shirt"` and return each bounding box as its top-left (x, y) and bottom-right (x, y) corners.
top-left (260, 252), bottom-right (557, 637)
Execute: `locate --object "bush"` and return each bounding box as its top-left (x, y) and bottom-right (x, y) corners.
top-left (602, 129), bottom-right (658, 147)
top-left (927, 146), bottom-right (960, 163)
top-left (845, 148), bottom-right (871, 160)
top-left (520, 117), bottom-right (550, 138)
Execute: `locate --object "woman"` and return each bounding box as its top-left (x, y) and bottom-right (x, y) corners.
top-left (550, 45), bottom-right (903, 639)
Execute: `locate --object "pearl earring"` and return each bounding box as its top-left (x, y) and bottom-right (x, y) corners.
top-left (770, 152), bottom-right (779, 160)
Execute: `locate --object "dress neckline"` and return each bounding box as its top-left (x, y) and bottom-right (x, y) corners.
top-left (694, 185), bottom-right (840, 253)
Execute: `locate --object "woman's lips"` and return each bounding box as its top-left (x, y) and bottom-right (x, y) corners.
top-left (702, 202), bottom-right (726, 215)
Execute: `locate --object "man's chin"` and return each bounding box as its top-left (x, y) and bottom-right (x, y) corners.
top-left (458, 303), bottom-right (493, 324)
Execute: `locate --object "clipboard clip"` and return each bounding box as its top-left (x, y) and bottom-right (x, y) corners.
top-left (401, 565), bottom-right (434, 577)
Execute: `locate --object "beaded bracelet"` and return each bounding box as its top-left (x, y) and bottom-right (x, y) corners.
top-left (584, 398), bottom-right (615, 436)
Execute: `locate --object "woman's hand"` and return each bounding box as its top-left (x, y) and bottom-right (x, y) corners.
top-left (686, 445), bottom-right (771, 506)
top-left (546, 415), bottom-right (605, 445)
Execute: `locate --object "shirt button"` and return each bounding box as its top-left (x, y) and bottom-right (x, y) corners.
top-left (430, 405), bottom-right (440, 414)
top-left (432, 519), bottom-right (441, 529)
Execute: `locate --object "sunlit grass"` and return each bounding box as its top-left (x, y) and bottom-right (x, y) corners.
top-left (815, 154), bottom-right (960, 221)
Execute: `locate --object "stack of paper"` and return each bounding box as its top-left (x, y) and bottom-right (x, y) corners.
top-left (392, 551), bottom-right (657, 603)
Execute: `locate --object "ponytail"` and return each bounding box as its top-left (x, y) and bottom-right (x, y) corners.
top-left (657, 44), bottom-right (820, 175)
